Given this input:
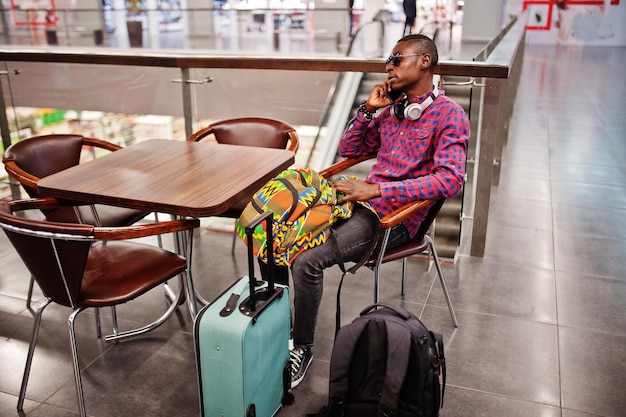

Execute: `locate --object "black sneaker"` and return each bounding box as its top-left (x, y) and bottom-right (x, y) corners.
top-left (290, 346), bottom-right (313, 388)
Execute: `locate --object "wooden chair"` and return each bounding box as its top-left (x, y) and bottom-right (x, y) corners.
top-left (188, 117), bottom-right (299, 253)
top-left (2, 134), bottom-right (153, 308)
top-left (320, 155), bottom-right (459, 327)
top-left (0, 198), bottom-right (199, 417)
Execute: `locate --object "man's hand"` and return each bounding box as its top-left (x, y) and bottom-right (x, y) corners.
top-left (333, 179), bottom-right (381, 204)
top-left (364, 83), bottom-right (394, 113)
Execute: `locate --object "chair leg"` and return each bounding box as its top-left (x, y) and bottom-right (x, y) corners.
top-left (154, 212), bottom-right (163, 248)
top-left (18, 298), bottom-right (52, 412)
top-left (95, 308), bottom-right (102, 339)
top-left (373, 265), bottom-right (380, 303)
top-left (230, 224), bottom-right (237, 255)
top-left (111, 306), bottom-right (119, 338)
top-left (68, 308), bottom-right (88, 417)
top-left (401, 258), bottom-right (408, 296)
top-left (26, 275), bottom-right (35, 309)
top-left (104, 275), bottom-right (185, 342)
top-left (373, 228), bottom-right (392, 304)
top-left (427, 235), bottom-right (459, 327)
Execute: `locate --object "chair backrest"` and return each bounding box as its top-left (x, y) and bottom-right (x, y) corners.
top-left (0, 202), bottom-right (93, 308)
top-left (366, 199), bottom-right (446, 266)
top-left (187, 117), bottom-right (299, 152)
top-left (414, 198), bottom-right (445, 239)
top-left (3, 134), bottom-right (85, 198)
top-left (2, 134), bottom-right (128, 224)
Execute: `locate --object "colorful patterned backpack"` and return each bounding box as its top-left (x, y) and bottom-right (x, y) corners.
top-left (236, 168), bottom-right (359, 266)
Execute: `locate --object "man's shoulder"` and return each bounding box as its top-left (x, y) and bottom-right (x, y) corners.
top-left (435, 92), bottom-right (467, 113)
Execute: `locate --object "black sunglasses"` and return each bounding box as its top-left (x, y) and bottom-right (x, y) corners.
top-left (385, 52), bottom-right (428, 67)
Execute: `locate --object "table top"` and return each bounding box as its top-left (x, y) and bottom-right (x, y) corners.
top-left (37, 139), bottom-right (295, 217)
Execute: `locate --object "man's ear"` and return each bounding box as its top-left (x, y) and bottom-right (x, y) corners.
top-left (420, 54), bottom-right (432, 70)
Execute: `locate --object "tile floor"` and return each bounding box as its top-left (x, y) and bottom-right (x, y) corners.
top-left (1, 42), bottom-right (625, 417)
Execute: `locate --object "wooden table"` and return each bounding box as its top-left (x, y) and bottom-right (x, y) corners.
top-left (37, 139), bottom-right (295, 318)
top-left (37, 139), bottom-right (295, 217)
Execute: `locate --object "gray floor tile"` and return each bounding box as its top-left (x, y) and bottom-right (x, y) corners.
top-left (488, 197), bottom-right (553, 232)
top-left (550, 161), bottom-right (626, 187)
top-left (45, 331), bottom-right (199, 416)
top-left (552, 204), bottom-right (626, 240)
top-left (483, 223), bottom-right (555, 271)
top-left (430, 256), bottom-right (557, 323)
top-left (0, 311), bottom-right (111, 402)
top-left (559, 327), bottom-right (626, 417)
top-left (551, 181), bottom-right (626, 210)
top-left (498, 157), bottom-right (552, 181)
top-left (507, 123), bottom-right (549, 147)
top-left (562, 409), bottom-right (605, 417)
top-left (554, 232), bottom-right (626, 279)
top-left (25, 403), bottom-right (80, 417)
top-left (440, 386), bottom-right (561, 417)
top-left (556, 271), bottom-right (626, 336)
top-left (0, 294), bottom-right (30, 323)
top-left (546, 118), bottom-right (606, 139)
top-left (425, 310), bottom-right (560, 407)
top-left (549, 146), bottom-right (624, 170)
top-left (502, 142), bottom-right (551, 163)
top-left (491, 176), bottom-right (552, 203)
top-left (548, 133), bottom-right (621, 158)
top-left (0, 254), bottom-right (38, 300)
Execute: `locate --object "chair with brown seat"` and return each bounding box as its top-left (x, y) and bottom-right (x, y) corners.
top-left (0, 198), bottom-right (199, 417)
top-left (3, 134), bottom-right (150, 226)
top-left (188, 117), bottom-right (299, 252)
top-left (320, 155), bottom-right (459, 327)
top-left (2, 134), bottom-right (154, 308)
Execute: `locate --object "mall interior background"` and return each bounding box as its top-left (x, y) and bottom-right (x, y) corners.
top-left (0, 1), bottom-right (625, 417)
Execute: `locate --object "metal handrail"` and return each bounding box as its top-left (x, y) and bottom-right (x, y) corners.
top-left (0, 47), bottom-right (509, 78)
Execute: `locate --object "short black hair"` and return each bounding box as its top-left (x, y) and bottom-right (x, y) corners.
top-left (397, 34), bottom-right (438, 72)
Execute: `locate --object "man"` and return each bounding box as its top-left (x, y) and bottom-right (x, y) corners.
top-left (403, 0), bottom-right (417, 36)
top-left (289, 34), bottom-right (469, 388)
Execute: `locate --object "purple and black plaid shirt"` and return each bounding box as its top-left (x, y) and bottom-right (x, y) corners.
top-left (339, 89), bottom-right (469, 238)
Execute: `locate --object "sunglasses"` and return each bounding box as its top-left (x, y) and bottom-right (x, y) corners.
top-left (385, 52), bottom-right (428, 67)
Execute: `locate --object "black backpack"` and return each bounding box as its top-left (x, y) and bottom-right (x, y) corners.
top-left (309, 303), bottom-right (446, 417)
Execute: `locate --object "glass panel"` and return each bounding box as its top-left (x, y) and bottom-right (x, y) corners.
top-left (187, 66), bottom-right (337, 167)
top-left (0, 60), bottom-right (185, 160)
top-left (3, 61), bottom-right (182, 119)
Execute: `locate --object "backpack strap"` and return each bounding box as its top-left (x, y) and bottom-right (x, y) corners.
top-left (250, 175), bottom-right (300, 221)
top-left (431, 330), bottom-right (446, 409)
top-left (328, 318), bottom-right (369, 403)
top-left (378, 321), bottom-right (412, 417)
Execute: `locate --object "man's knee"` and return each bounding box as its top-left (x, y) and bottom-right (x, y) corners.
top-left (290, 246), bottom-right (328, 283)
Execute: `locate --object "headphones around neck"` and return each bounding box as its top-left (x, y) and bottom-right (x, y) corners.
top-left (391, 86), bottom-right (439, 121)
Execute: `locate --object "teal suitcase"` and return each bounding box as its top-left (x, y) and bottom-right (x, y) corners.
top-left (194, 212), bottom-right (293, 417)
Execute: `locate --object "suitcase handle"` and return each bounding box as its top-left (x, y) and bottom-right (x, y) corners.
top-left (244, 211), bottom-right (276, 312)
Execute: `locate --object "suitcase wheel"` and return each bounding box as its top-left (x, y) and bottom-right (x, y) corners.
top-left (282, 389), bottom-right (295, 405)
top-left (282, 360), bottom-right (295, 405)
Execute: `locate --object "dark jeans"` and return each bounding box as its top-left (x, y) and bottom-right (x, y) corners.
top-left (261, 206), bottom-right (409, 349)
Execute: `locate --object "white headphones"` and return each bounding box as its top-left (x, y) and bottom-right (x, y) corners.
top-left (391, 86), bottom-right (439, 121)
